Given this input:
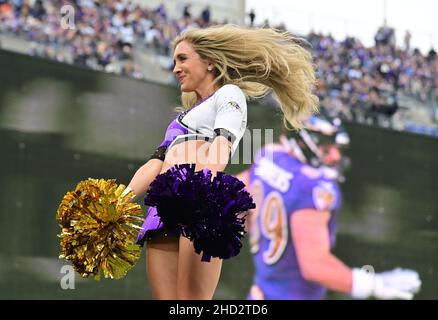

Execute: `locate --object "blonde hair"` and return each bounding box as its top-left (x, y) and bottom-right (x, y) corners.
top-left (173, 24), bottom-right (319, 130)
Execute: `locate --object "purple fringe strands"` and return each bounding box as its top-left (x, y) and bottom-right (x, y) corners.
top-left (144, 164), bottom-right (255, 262)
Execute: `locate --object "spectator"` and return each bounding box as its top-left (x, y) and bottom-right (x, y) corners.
top-left (183, 4), bottom-right (191, 19)
top-left (248, 9), bottom-right (256, 27)
top-left (200, 6), bottom-right (211, 26)
top-left (404, 30), bottom-right (411, 52)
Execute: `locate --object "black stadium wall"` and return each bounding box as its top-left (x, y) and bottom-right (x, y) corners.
top-left (0, 49), bottom-right (437, 299)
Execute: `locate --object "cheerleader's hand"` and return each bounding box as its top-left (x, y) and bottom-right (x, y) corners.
top-left (120, 186), bottom-right (136, 202)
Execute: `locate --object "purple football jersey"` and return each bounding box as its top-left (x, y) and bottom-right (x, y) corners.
top-left (248, 145), bottom-right (341, 300)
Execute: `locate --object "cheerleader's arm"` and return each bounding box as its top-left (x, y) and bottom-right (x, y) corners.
top-left (125, 146), bottom-right (166, 201)
top-left (200, 134), bottom-right (232, 175)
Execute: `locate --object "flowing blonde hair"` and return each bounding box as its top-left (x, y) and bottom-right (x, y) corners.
top-left (173, 24), bottom-right (319, 130)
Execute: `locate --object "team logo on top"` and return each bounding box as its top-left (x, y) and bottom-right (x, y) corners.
top-left (228, 101), bottom-right (241, 111)
top-left (312, 182), bottom-right (336, 211)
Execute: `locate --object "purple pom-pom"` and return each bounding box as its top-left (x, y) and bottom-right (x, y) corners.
top-left (144, 164), bottom-right (209, 234)
top-left (191, 171), bottom-right (255, 261)
top-left (144, 164), bottom-right (255, 262)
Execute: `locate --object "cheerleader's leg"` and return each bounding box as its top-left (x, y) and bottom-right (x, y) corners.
top-left (146, 235), bottom-right (179, 299)
top-left (176, 236), bottom-right (223, 300)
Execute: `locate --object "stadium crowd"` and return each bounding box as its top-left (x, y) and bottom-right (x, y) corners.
top-left (309, 27), bottom-right (437, 127)
top-left (0, 0), bottom-right (437, 132)
top-left (0, 0), bottom-right (217, 78)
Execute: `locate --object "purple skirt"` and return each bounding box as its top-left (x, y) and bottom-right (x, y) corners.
top-left (136, 207), bottom-right (177, 246)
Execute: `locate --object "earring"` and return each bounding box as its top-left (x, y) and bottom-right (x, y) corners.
top-left (207, 66), bottom-right (213, 71)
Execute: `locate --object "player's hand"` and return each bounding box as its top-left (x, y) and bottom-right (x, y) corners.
top-left (373, 268), bottom-right (422, 300)
top-left (352, 267), bottom-right (421, 300)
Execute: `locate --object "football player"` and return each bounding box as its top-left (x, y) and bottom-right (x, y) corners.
top-left (237, 115), bottom-right (421, 300)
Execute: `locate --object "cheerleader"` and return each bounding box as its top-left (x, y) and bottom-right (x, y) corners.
top-left (125, 25), bottom-right (319, 300)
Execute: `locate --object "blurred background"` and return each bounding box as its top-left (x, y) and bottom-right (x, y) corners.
top-left (0, 0), bottom-right (437, 299)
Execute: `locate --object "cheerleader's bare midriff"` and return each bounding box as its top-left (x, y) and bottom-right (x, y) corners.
top-left (160, 140), bottom-right (211, 174)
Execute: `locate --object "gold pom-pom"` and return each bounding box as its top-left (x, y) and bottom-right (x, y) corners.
top-left (56, 178), bottom-right (144, 280)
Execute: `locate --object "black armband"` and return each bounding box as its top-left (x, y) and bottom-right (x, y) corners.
top-left (149, 145), bottom-right (167, 161)
top-left (214, 128), bottom-right (236, 144)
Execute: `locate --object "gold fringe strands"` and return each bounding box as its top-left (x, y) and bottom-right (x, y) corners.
top-left (56, 178), bottom-right (144, 280)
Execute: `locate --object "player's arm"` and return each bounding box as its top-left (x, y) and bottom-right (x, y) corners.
top-left (291, 209), bottom-right (352, 293)
top-left (291, 209), bottom-right (422, 299)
